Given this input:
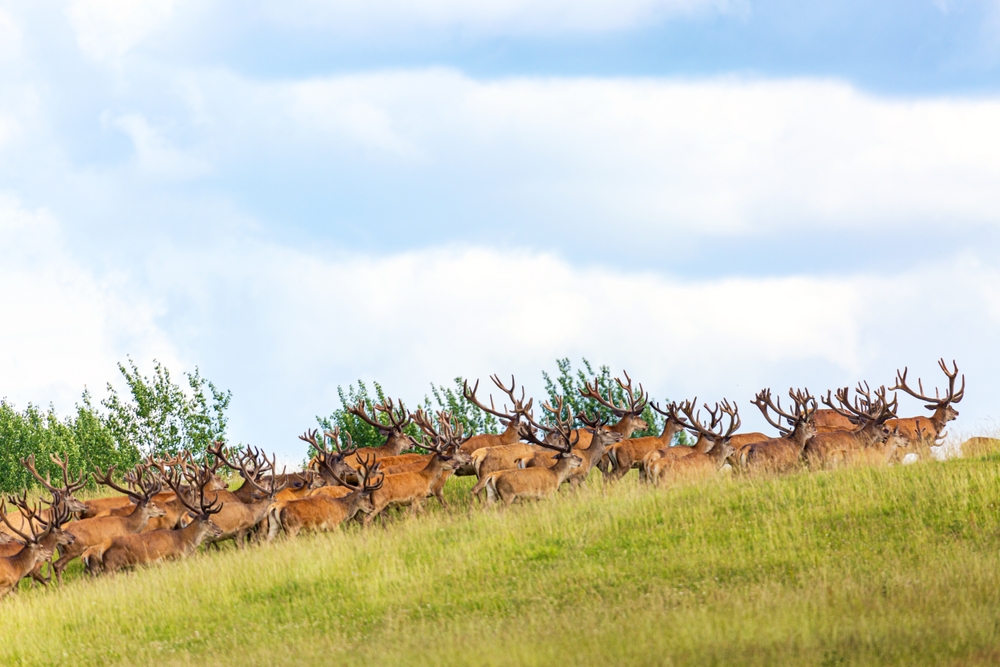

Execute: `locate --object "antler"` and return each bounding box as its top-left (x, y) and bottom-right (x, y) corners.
top-left (164, 464), bottom-right (222, 517)
top-left (891, 359), bottom-right (965, 408)
top-left (681, 400), bottom-right (740, 443)
top-left (347, 397), bottom-right (411, 434)
top-left (412, 409), bottom-right (467, 454)
top-left (577, 409), bottom-right (609, 430)
top-left (49, 453), bottom-right (88, 494)
top-left (0, 497), bottom-right (50, 544)
top-left (20, 455), bottom-right (60, 494)
top-left (579, 371), bottom-right (648, 418)
top-left (518, 396), bottom-right (580, 453)
top-left (822, 386), bottom-right (896, 425)
top-left (462, 375), bottom-right (533, 423)
top-left (752, 389), bottom-right (795, 436)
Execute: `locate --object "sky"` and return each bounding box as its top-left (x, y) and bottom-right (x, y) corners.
top-left (2, 0), bottom-right (1000, 458)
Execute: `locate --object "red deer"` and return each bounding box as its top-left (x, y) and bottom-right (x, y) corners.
top-left (201, 448), bottom-right (288, 548)
top-left (0, 496), bottom-right (76, 586)
top-left (461, 375), bottom-right (534, 458)
top-left (345, 398), bottom-right (419, 466)
top-left (736, 389), bottom-right (817, 474)
top-left (558, 412), bottom-right (623, 487)
top-left (481, 397), bottom-right (583, 506)
top-left (802, 386), bottom-right (898, 469)
top-left (363, 411), bottom-right (465, 525)
top-left (889, 359), bottom-right (964, 451)
top-left (46, 465), bottom-right (165, 582)
top-left (639, 400), bottom-right (729, 479)
top-left (267, 455), bottom-right (384, 540)
top-left (301, 428), bottom-right (363, 500)
top-left (615, 401), bottom-right (688, 482)
top-left (529, 372), bottom-right (648, 470)
top-left (1, 454), bottom-right (89, 537)
top-left (83, 463), bottom-right (224, 574)
top-left (0, 500), bottom-right (59, 598)
top-left (646, 401), bottom-right (739, 487)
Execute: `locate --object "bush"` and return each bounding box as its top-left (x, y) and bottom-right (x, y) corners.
top-left (0, 360), bottom-right (231, 493)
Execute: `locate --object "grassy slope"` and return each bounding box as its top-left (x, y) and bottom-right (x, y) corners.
top-left (3, 456), bottom-right (1000, 666)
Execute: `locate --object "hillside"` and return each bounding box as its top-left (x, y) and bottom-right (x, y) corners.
top-left (3, 456), bottom-right (1000, 666)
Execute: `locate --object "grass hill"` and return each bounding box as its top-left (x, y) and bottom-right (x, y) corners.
top-left (3, 454), bottom-right (1000, 666)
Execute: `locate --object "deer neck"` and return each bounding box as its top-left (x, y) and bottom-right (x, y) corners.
top-left (5, 544), bottom-right (44, 576)
top-left (708, 443), bottom-right (731, 468)
top-left (661, 419), bottom-right (683, 445)
top-left (551, 457), bottom-right (578, 483)
top-left (928, 407), bottom-right (952, 434)
top-left (499, 420), bottom-right (521, 445)
top-left (124, 503), bottom-right (154, 532)
top-left (418, 455), bottom-right (449, 483)
top-left (382, 433), bottom-right (411, 456)
top-left (693, 435), bottom-right (714, 454)
top-left (230, 481), bottom-right (256, 503)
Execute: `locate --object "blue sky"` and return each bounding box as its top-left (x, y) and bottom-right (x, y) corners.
top-left (2, 1), bottom-right (999, 458)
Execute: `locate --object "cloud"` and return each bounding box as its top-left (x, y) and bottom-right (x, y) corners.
top-left (108, 113), bottom-right (212, 179)
top-left (0, 195), bottom-right (180, 410)
top-left (172, 69), bottom-right (1000, 242)
top-left (256, 0), bottom-right (740, 35)
top-left (65, 0), bottom-right (176, 62)
top-left (0, 7), bottom-right (22, 62)
top-left (131, 238), bottom-right (1000, 456)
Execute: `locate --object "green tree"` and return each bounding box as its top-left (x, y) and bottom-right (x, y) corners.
top-left (102, 358), bottom-right (232, 459)
top-left (541, 357), bottom-right (689, 444)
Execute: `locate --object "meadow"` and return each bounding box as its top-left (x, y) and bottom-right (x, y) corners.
top-left (3, 451), bottom-right (1000, 666)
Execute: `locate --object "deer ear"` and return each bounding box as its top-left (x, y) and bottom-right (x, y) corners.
top-left (924, 403), bottom-right (937, 410)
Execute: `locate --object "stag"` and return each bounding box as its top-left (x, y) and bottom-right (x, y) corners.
top-left (614, 400), bottom-right (688, 483)
top-left (461, 375), bottom-right (534, 458)
top-left (363, 410), bottom-right (465, 524)
top-left (736, 389), bottom-right (817, 473)
top-left (801, 385), bottom-right (898, 469)
top-left (345, 398), bottom-right (419, 465)
top-left (203, 448), bottom-right (288, 549)
top-left (82, 463), bottom-right (224, 574)
top-left (43, 465), bottom-right (164, 582)
top-left (574, 372), bottom-right (649, 449)
top-left (646, 401), bottom-right (739, 486)
top-left (889, 359), bottom-right (964, 451)
top-left (1, 455), bottom-right (89, 537)
top-left (0, 499), bottom-right (58, 598)
top-left (480, 397), bottom-right (583, 506)
top-left (268, 455), bottom-right (384, 540)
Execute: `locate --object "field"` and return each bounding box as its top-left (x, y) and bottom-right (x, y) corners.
top-left (4, 452), bottom-right (1000, 666)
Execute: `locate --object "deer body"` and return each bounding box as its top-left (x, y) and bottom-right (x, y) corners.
top-left (49, 501), bottom-right (164, 582)
top-left (647, 440), bottom-right (735, 487)
top-left (364, 455), bottom-right (456, 524)
top-left (268, 491), bottom-right (375, 539)
top-left (0, 543), bottom-right (53, 598)
top-left (84, 517), bottom-right (223, 574)
top-left (485, 454), bottom-right (582, 506)
top-left (610, 416), bottom-right (686, 482)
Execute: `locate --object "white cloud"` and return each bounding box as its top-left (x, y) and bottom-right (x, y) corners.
top-left (0, 7), bottom-right (22, 62)
top-left (257, 0), bottom-right (740, 35)
top-left (183, 70), bottom-right (1000, 237)
top-left (65, 0), bottom-right (176, 62)
top-left (0, 195), bottom-right (180, 410)
top-left (137, 239), bottom-right (1000, 455)
top-left (108, 113), bottom-right (212, 179)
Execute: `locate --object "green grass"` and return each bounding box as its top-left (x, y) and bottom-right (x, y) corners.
top-left (4, 457), bottom-right (1000, 666)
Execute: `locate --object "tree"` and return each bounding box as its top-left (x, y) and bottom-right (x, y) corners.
top-left (102, 358), bottom-right (232, 459)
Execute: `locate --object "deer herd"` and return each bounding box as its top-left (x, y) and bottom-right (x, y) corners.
top-left (0, 359), bottom-right (966, 598)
